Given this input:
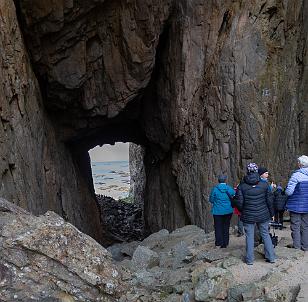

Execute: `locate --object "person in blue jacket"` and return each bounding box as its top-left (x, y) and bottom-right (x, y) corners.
top-left (285, 155), bottom-right (308, 251)
top-left (258, 167), bottom-right (277, 191)
top-left (209, 175), bottom-right (235, 248)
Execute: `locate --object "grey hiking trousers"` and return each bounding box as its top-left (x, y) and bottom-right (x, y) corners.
top-left (290, 212), bottom-right (308, 251)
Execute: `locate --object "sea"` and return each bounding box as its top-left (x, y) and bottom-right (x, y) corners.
top-left (91, 161), bottom-right (130, 200)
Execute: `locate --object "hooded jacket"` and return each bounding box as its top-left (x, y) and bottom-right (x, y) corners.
top-left (285, 167), bottom-right (308, 213)
top-left (233, 172), bottom-right (274, 224)
top-left (209, 183), bottom-right (235, 215)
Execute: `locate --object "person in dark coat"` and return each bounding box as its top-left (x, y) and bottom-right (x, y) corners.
top-left (233, 163), bottom-right (275, 265)
top-left (273, 186), bottom-right (287, 229)
top-left (209, 175), bottom-right (235, 248)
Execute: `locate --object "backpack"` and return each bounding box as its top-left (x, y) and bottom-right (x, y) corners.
top-left (226, 190), bottom-right (236, 208)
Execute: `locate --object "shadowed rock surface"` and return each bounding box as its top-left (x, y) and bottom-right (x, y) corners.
top-left (0, 0), bottom-right (307, 241)
top-left (0, 0), bottom-right (102, 241)
top-left (96, 195), bottom-right (144, 246)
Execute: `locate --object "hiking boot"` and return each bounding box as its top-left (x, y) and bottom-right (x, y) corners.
top-left (287, 244), bottom-right (301, 249)
top-left (265, 259), bottom-right (275, 264)
top-left (246, 262), bottom-right (253, 265)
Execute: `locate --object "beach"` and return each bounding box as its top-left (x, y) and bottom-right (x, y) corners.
top-left (91, 161), bottom-right (130, 200)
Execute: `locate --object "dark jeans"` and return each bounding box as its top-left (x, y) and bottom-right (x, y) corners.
top-left (274, 210), bottom-right (284, 227)
top-left (237, 216), bottom-right (244, 235)
top-left (213, 214), bottom-right (232, 247)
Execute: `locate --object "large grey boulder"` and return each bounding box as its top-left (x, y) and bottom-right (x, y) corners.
top-left (195, 267), bottom-right (233, 301)
top-left (131, 245), bottom-right (159, 270)
top-left (0, 199), bottom-right (127, 301)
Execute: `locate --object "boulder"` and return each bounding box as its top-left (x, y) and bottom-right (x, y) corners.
top-left (131, 245), bottom-right (160, 270)
top-left (0, 199), bottom-right (126, 301)
top-left (195, 267), bottom-right (233, 301)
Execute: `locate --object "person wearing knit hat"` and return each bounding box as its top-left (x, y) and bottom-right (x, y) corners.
top-left (209, 175), bottom-right (235, 248)
top-left (258, 167), bottom-right (276, 191)
top-left (218, 175), bottom-right (227, 183)
top-left (258, 167), bottom-right (268, 178)
top-left (232, 163), bottom-right (275, 265)
top-left (247, 163), bottom-right (258, 173)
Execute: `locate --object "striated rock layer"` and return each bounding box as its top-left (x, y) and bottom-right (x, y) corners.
top-left (0, 0), bottom-right (307, 237)
top-left (0, 0), bottom-right (102, 241)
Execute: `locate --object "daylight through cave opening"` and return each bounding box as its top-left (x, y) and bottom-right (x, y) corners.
top-left (87, 142), bottom-right (146, 245)
top-left (89, 143), bottom-right (131, 201)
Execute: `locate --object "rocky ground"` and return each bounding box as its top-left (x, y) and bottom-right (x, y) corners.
top-left (97, 195), bottom-right (145, 246)
top-left (0, 197), bottom-right (307, 301)
top-left (111, 224), bottom-right (308, 302)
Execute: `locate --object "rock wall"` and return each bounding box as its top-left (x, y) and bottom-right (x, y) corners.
top-left (0, 0), bottom-right (102, 241)
top-left (1, 0), bottom-right (307, 236)
top-left (129, 143), bottom-right (146, 206)
top-left (133, 0), bottom-right (308, 232)
top-left (141, 0), bottom-right (308, 231)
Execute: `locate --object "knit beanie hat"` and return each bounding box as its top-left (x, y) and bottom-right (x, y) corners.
top-left (276, 185), bottom-right (283, 191)
top-left (258, 167), bottom-right (268, 176)
top-left (218, 175), bottom-right (227, 183)
top-left (246, 163), bottom-right (258, 173)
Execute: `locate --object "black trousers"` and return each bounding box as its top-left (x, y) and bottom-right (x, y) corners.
top-left (274, 210), bottom-right (284, 226)
top-left (213, 214), bottom-right (233, 247)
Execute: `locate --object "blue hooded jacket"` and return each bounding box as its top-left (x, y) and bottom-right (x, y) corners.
top-left (209, 183), bottom-right (235, 215)
top-left (286, 167), bottom-right (308, 213)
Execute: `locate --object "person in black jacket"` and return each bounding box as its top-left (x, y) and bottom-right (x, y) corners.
top-left (273, 186), bottom-right (287, 229)
top-left (233, 163), bottom-right (275, 265)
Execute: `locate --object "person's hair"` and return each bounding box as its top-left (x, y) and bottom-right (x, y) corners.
top-left (297, 155), bottom-right (308, 168)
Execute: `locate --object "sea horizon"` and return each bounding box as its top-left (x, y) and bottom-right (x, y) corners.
top-left (91, 160), bottom-right (130, 200)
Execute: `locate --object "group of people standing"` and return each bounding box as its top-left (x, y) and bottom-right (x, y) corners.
top-left (209, 155), bottom-right (308, 265)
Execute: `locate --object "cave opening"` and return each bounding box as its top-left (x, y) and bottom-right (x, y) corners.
top-left (87, 142), bottom-right (146, 246)
top-left (89, 143), bottom-right (130, 201)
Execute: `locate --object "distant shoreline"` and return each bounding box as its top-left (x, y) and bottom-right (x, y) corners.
top-left (91, 161), bottom-right (130, 200)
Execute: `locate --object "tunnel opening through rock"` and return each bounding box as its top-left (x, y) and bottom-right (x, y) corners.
top-left (87, 142), bottom-right (146, 246)
top-left (89, 143), bottom-right (130, 200)
top-left (63, 105), bottom-right (149, 245)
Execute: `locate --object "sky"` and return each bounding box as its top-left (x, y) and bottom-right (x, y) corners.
top-left (88, 142), bottom-right (129, 162)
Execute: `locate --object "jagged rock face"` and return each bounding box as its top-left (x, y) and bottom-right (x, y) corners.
top-left (0, 0), bottom-right (102, 241)
top-left (1, 0), bottom-right (307, 237)
top-left (129, 143), bottom-right (146, 207)
top-left (142, 0), bottom-right (308, 231)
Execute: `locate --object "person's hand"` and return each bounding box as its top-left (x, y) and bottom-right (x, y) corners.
top-left (272, 216), bottom-right (275, 221)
